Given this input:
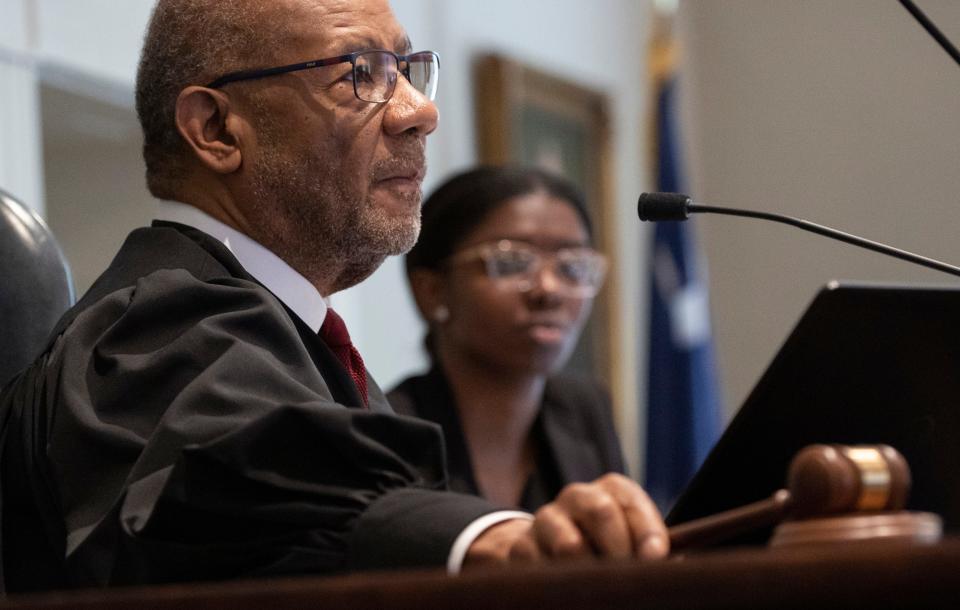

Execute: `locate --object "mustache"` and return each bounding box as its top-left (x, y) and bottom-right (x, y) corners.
top-left (370, 143), bottom-right (427, 181)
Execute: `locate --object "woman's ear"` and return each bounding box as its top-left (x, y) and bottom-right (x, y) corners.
top-left (409, 268), bottom-right (447, 324)
top-left (174, 86), bottom-right (243, 174)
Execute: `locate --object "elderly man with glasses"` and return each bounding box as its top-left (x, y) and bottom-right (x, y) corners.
top-left (0, 0), bottom-right (667, 590)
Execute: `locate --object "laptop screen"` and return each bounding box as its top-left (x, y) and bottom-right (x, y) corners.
top-left (665, 282), bottom-right (960, 545)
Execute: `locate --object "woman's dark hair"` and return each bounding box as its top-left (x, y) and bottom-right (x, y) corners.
top-left (406, 165), bottom-right (593, 274)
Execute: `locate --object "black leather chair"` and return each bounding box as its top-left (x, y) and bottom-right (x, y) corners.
top-left (0, 188), bottom-right (75, 388)
top-left (0, 189), bottom-right (74, 593)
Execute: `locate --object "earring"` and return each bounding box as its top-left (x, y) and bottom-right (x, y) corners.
top-left (432, 305), bottom-right (450, 323)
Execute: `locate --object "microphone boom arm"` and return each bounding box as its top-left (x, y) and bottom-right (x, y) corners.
top-left (899, 0), bottom-right (960, 69)
top-left (689, 203), bottom-right (960, 279)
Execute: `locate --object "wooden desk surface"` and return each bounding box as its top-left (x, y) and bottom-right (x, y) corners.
top-left (5, 538), bottom-right (960, 609)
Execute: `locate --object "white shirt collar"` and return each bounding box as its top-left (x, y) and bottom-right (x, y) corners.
top-left (154, 200), bottom-right (327, 332)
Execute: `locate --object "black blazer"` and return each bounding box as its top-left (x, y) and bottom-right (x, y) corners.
top-left (388, 366), bottom-right (626, 511)
top-left (1, 222), bottom-right (494, 591)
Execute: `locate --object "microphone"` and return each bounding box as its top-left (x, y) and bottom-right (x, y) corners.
top-left (637, 192), bottom-right (960, 279)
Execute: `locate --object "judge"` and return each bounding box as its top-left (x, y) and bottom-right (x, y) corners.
top-left (0, 0), bottom-right (667, 590)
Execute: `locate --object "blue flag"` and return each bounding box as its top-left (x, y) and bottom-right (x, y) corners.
top-left (644, 75), bottom-right (723, 513)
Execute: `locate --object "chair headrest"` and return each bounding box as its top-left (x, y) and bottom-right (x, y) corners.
top-left (0, 189), bottom-right (75, 386)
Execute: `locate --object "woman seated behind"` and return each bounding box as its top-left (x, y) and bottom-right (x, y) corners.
top-left (388, 166), bottom-right (624, 511)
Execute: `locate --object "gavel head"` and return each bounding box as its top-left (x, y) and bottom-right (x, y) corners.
top-left (786, 444), bottom-right (911, 519)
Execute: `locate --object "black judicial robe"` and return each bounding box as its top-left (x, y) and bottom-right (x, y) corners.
top-left (0, 222), bottom-right (496, 591)
top-left (388, 367), bottom-right (625, 511)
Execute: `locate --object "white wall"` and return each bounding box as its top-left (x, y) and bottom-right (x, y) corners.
top-left (1, 0), bottom-right (157, 214)
top-left (678, 0), bottom-right (960, 414)
top-left (41, 85), bottom-right (152, 293)
top-left (34, 0), bottom-right (155, 86)
top-left (0, 0), bottom-right (44, 212)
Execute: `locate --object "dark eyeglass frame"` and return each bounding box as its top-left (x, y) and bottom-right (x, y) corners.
top-left (205, 49), bottom-right (440, 103)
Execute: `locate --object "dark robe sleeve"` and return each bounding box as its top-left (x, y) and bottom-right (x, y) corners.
top-left (6, 269), bottom-right (494, 586)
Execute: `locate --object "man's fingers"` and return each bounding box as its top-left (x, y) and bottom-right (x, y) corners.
top-left (472, 475), bottom-right (669, 568)
top-left (531, 503), bottom-right (590, 558)
top-left (553, 483), bottom-right (633, 558)
top-left (597, 473), bottom-right (670, 559)
top-left (508, 531), bottom-right (543, 562)
top-left (463, 518), bottom-right (536, 568)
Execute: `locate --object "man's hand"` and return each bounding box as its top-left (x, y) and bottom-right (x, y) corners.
top-left (463, 473), bottom-right (669, 568)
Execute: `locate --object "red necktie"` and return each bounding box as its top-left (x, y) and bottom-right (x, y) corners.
top-left (318, 308), bottom-right (368, 407)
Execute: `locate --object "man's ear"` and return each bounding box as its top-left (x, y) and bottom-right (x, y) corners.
top-left (175, 86), bottom-right (244, 174)
top-left (408, 268), bottom-right (446, 323)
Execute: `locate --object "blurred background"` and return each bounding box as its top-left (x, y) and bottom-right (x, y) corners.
top-left (2, 0), bottom-right (958, 496)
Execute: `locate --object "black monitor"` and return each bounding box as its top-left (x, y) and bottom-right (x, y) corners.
top-left (665, 282), bottom-right (960, 544)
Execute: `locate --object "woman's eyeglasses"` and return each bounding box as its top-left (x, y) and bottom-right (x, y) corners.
top-left (449, 239), bottom-right (607, 298)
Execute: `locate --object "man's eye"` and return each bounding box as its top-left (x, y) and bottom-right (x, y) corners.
top-left (354, 65), bottom-right (376, 84)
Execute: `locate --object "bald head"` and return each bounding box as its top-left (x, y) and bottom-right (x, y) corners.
top-left (136, 0), bottom-right (309, 199)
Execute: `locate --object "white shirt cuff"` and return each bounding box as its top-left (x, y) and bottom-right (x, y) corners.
top-left (446, 510), bottom-right (533, 574)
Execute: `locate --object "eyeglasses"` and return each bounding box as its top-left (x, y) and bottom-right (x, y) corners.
top-left (205, 49), bottom-right (440, 103)
top-left (450, 239), bottom-right (607, 298)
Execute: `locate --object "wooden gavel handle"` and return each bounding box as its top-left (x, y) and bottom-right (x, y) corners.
top-left (668, 489), bottom-right (793, 551)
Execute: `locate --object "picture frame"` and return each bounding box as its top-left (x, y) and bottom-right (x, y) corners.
top-left (474, 54), bottom-right (620, 393)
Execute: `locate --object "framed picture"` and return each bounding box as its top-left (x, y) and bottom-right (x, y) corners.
top-left (474, 54), bottom-right (620, 391)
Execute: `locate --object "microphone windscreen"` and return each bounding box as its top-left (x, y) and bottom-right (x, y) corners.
top-left (638, 192), bottom-right (692, 221)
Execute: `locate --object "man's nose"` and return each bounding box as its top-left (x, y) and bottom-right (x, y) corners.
top-left (382, 76), bottom-right (439, 136)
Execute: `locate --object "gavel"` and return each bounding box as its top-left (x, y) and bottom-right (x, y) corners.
top-left (668, 444), bottom-right (942, 550)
